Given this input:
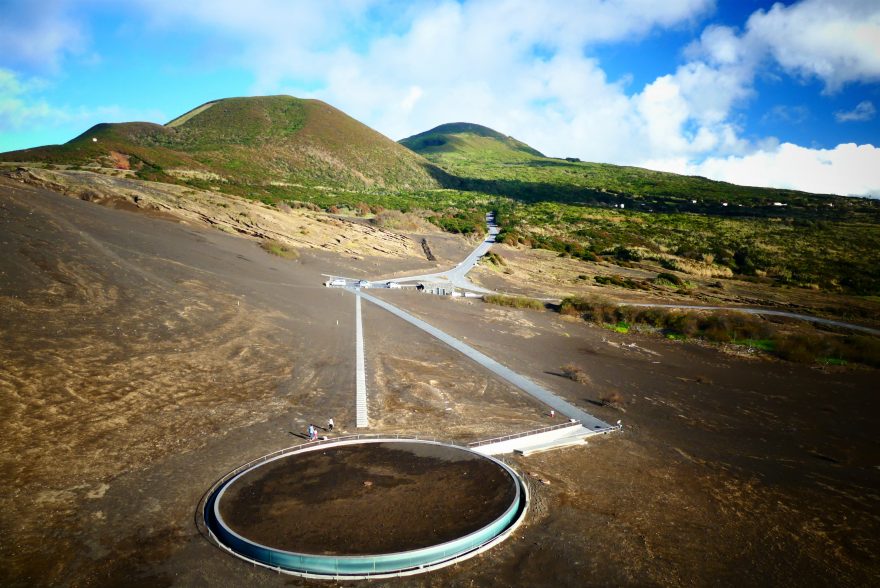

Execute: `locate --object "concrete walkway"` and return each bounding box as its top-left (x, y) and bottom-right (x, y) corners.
top-left (357, 290), bottom-right (612, 432)
top-left (354, 293), bottom-right (368, 428)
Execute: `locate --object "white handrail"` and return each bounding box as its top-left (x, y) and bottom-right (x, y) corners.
top-left (466, 421), bottom-right (582, 448)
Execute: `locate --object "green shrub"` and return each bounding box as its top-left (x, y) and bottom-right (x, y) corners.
top-left (655, 272), bottom-right (684, 286)
top-left (483, 251), bottom-right (507, 266)
top-left (771, 333), bottom-right (822, 363)
top-left (260, 239), bottom-right (299, 260)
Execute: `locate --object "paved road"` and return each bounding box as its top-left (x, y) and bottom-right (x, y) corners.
top-left (356, 289), bottom-right (613, 431)
top-left (621, 303), bottom-right (880, 336)
top-left (373, 213), bottom-right (500, 293)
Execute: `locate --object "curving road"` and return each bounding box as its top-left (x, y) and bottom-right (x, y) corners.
top-left (373, 213), bottom-right (500, 293)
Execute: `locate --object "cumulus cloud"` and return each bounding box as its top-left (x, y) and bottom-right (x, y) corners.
top-left (0, 69), bottom-right (64, 131)
top-left (746, 0), bottom-right (880, 93)
top-left (688, 0), bottom-right (880, 94)
top-left (651, 143), bottom-right (880, 197)
top-left (6, 0), bottom-right (879, 196)
top-left (835, 100), bottom-right (876, 122)
top-left (0, 0), bottom-right (86, 71)
top-left (0, 68), bottom-right (166, 151)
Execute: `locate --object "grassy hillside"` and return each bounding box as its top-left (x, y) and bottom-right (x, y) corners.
top-left (399, 121), bottom-right (877, 215)
top-left (400, 122), bottom-right (544, 161)
top-left (3, 102), bottom-right (879, 297)
top-left (1, 96), bottom-right (440, 193)
top-left (401, 121), bottom-right (880, 296)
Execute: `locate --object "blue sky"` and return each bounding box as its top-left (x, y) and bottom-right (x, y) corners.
top-left (1, 0), bottom-right (878, 195)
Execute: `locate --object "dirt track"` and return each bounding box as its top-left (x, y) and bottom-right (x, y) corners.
top-left (1, 180), bottom-right (878, 587)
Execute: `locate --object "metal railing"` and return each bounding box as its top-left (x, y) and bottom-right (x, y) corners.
top-left (197, 434), bottom-right (529, 580)
top-left (466, 421), bottom-right (582, 448)
top-left (202, 433), bottom-right (447, 505)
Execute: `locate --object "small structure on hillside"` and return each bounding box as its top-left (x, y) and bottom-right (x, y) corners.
top-left (417, 282), bottom-right (458, 296)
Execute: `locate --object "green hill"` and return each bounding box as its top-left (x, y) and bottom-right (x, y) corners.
top-left (1, 95), bottom-right (440, 193)
top-left (2, 102), bottom-right (879, 296)
top-left (400, 122), bottom-right (544, 161)
top-left (399, 121), bottom-right (855, 212)
top-left (400, 121), bottom-right (880, 296)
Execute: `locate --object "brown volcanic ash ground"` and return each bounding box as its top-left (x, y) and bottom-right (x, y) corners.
top-left (1, 178), bottom-right (879, 587)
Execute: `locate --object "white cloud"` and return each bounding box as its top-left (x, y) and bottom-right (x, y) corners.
top-left (119, 0), bottom-right (880, 196)
top-left (5, 0), bottom-right (879, 196)
top-left (0, 0), bottom-right (86, 71)
top-left (835, 100), bottom-right (876, 122)
top-left (746, 0), bottom-right (880, 93)
top-left (0, 69), bottom-right (66, 131)
top-left (687, 1), bottom-right (880, 94)
top-left (650, 143), bottom-right (880, 197)
top-left (0, 68), bottom-right (166, 148)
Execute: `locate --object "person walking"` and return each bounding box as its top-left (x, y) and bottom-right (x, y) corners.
top-left (327, 418), bottom-right (334, 432)
top-left (307, 424), bottom-right (315, 440)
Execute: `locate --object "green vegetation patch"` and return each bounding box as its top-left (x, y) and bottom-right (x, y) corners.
top-left (260, 239), bottom-right (299, 260)
top-left (558, 296), bottom-right (880, 367)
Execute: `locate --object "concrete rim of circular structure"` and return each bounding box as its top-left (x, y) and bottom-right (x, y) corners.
top-left (201, 436), bottom-right (529, 580)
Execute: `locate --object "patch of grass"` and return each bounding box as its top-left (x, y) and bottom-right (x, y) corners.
top-left (482, 294), bottom-right (544, 310)
top-left (655, 272), bottom-right (684, 286)
top-left (604, 321), bottom-right (630, 334)
top-left (733, 338), bottom-right (775, 352)
top-left (594, 274), bottom-right (648, 290)
top-left (821, 357), bottom-right (848, 366)
top-left (260, 239), bottom-right (299, 260)
top-left (483, 251), bottom-right (507, 267)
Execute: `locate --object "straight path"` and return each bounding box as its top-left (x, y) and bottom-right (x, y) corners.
top-left (355, 292), bottom-right (368, 428)
top-left (357, 290), bottom-right (613, 431)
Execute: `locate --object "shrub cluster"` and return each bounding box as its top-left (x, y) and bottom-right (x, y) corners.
top-left (483, 251), bottom-right (507, 266)
top-left (594, 274), bottom-right (649, 290)
top-left (557, 296), bottom-right (880, 367)
top-left (277, 200), bottom-right (321, 212)
top-left (561, 363), bottom-right (590, 384)
top-left (529, 234), bottom-right (598, 261)
top-left (428, 210), bottom-right (487, 235)
top-left (655, 272), bottom-right (684, 286)
top-left (482, 294), bottom-right (544, 310)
